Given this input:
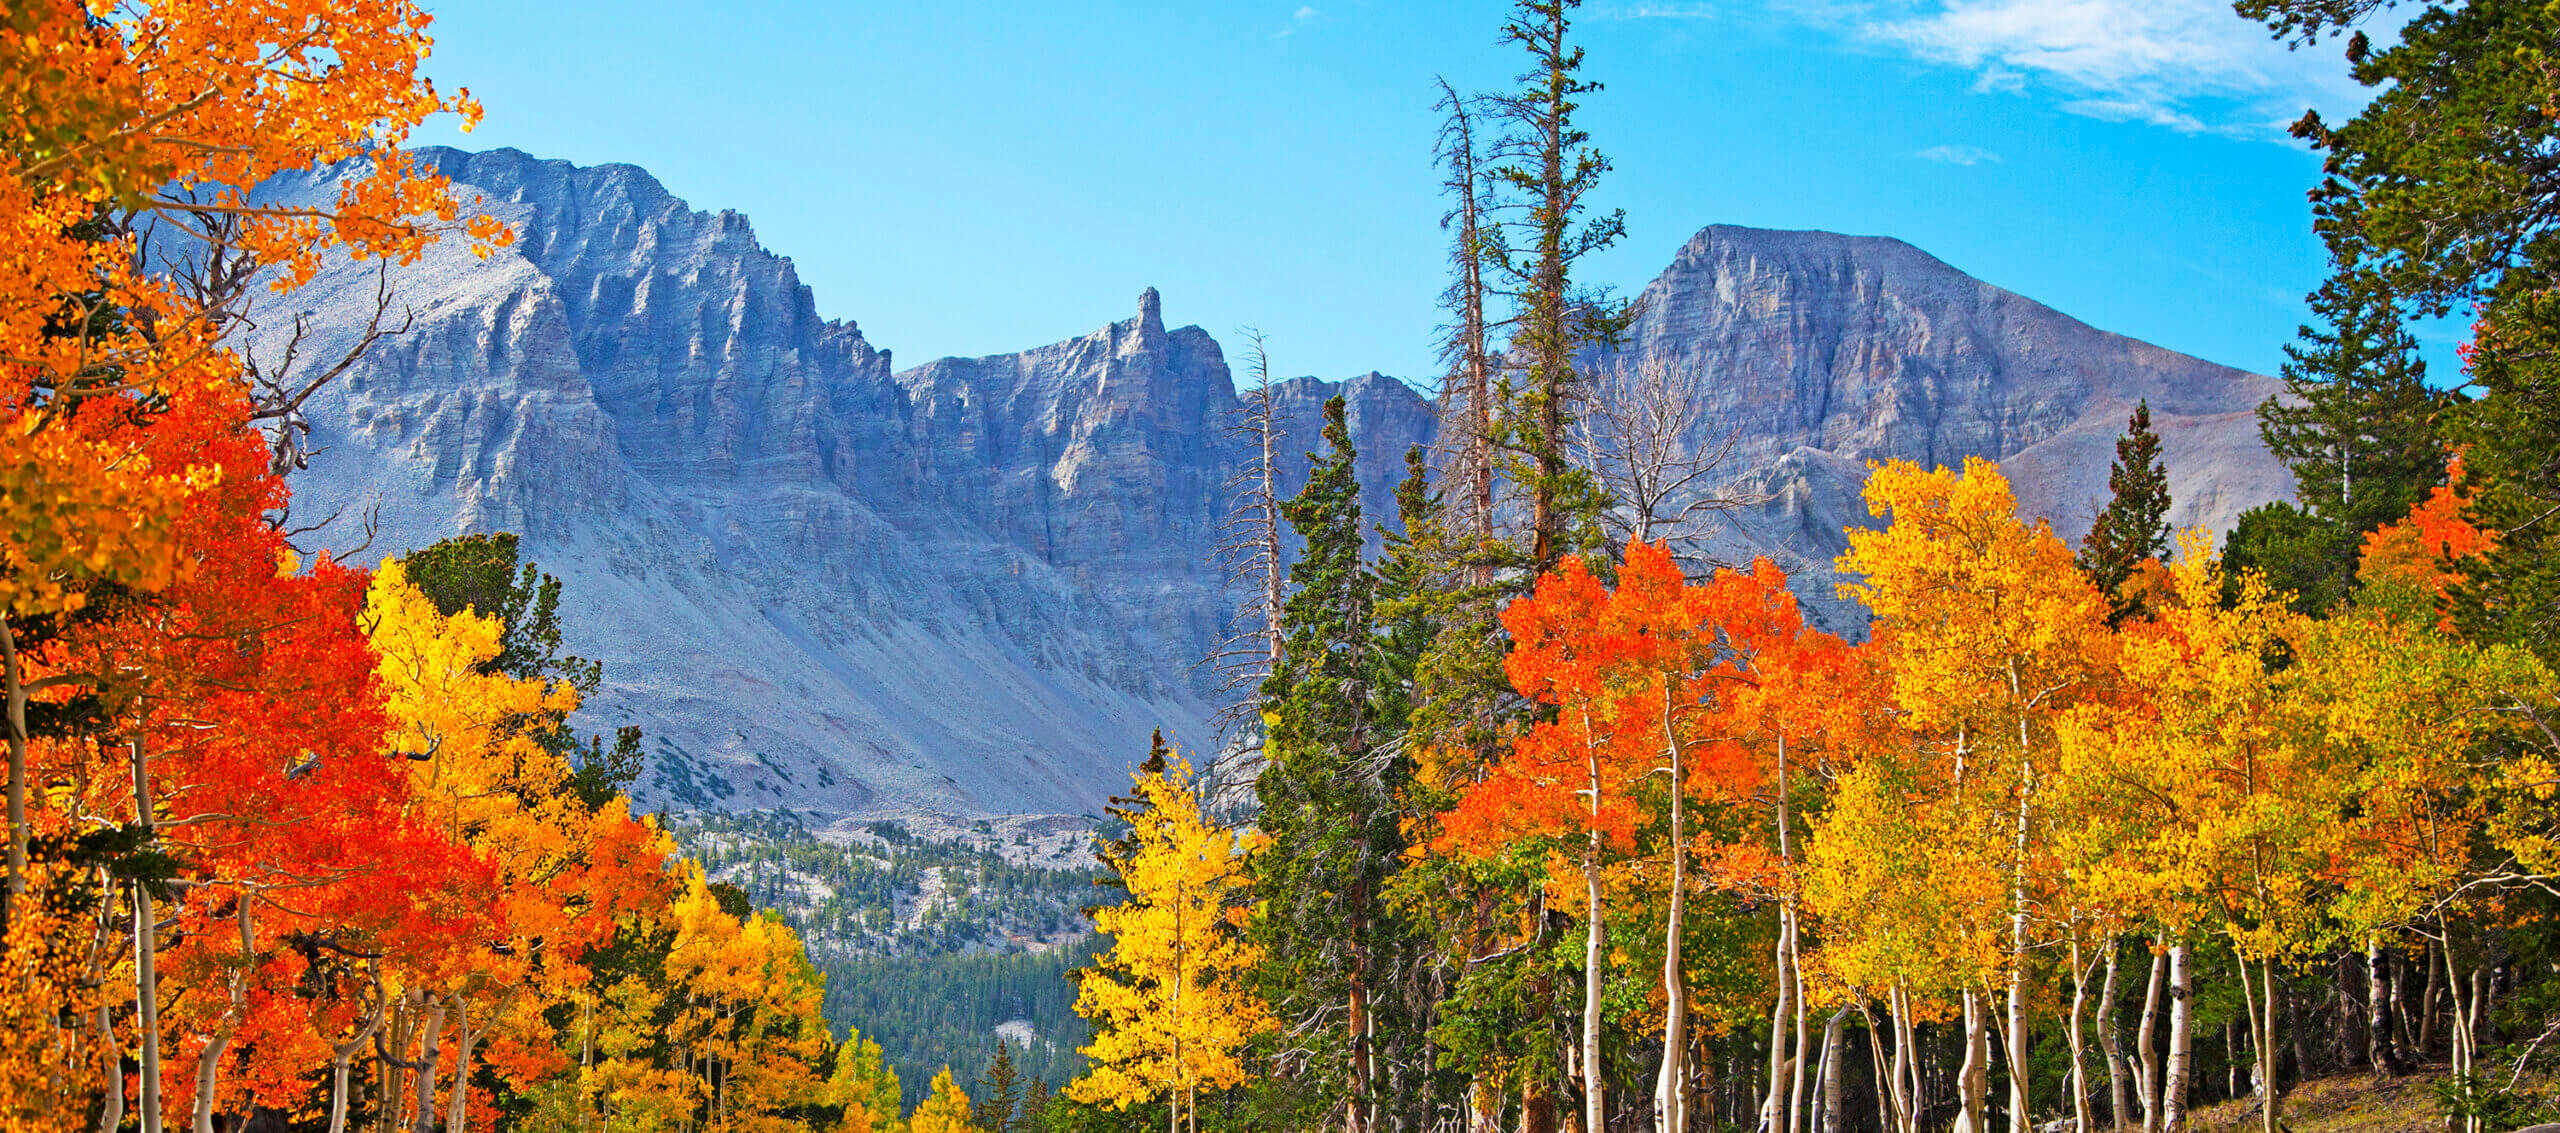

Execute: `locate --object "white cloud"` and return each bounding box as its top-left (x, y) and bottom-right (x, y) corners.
top-left (1916, 143), bottom-right (2002, 165)
top-left (1796, 0), bottom-right (2369, 136)
top-left (1276, 6), bottom-right (1323, 36)
top-left (1587, 2), bottom-right (1720, 18)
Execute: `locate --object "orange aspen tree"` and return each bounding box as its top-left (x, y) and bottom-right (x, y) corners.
top-left (1836, 458), bottom-right (2114, 1133)
top-left (1713, 581), bottom-right (1878, 1133)
top-left (4, 2), bottom-right (498, 1122)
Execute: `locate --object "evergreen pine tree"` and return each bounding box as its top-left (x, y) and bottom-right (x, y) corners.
top-left (1372, 447), bottom-right (1441, 739)
top-left (1021, 1076), bottom-right (1053, 1133)
top-left (1486, 0), bottom-right (1629, 575)
top-left (2228, 267), bottom-right (2445, 616)
top-left (976, 1041), bottom-right (1022, 1133)
top-left (2077, 401), bottom-right (2174, 623)
top-left (2260, 265), bottom-right (2444, 534)
top-left (1252, 396), bottom-right (1396, 1132)
top-left (2453, 293), bottom-right (2560, 660)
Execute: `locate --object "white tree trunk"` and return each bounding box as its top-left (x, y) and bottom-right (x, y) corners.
top-left (2161, 945), bottom-right (2193, 1133)
top-left (410, 999), bottom-right (445, 1133)
top-left (2099, 942), bottom-right (2129, 1133)
top-left (2136, 948), bottom-right (2165, 1133)
top-left (131, 738), bottom-right (165, 1133)
top-left (1957, 990), bottom-right (1990, 1133)
top-left (1575, 702), bottom-right (1608, 1133)
top-left (1656, 696), bottom-right (1692, 1133)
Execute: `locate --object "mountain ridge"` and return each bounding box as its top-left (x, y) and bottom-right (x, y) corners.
top-left (255, 146), bottom-right (2288, 827)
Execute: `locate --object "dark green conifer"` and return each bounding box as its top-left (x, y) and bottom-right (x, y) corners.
top-left (1251, 397), bottom-right (1404, 1131)
top-left (2077, 401), bottom-right (2173, 623)
top-left (2259, 265), bottom-right (2444, 534)
top-left (975, 1041), bottom-right (1021, 1133)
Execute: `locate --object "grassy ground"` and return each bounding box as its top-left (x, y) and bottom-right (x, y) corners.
top-left (2186, 1073), bottom-right (2449, 1133)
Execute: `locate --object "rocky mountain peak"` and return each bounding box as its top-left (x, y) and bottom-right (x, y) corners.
top-left (1137, 286), bottom-right (1164, 336)
top-left (262, 153), bottom-right (2287, 827)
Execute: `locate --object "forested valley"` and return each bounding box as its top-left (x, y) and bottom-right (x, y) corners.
top-left (8, 0), bottom-right (2560, 1132)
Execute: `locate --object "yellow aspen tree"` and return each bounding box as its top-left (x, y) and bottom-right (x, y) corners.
top-left (2057, 538), bottom-right (2337, 1133)
top-left (1835, 457), bottom-right (2114, 1133)
top-left (2293, 512), bottom-right (2560, 1119)
top-left (911, 1068), bottom-right (978, 1133)
top-left (658, 868), bottom-right (831, 1132)
top-left (825, 1028), bottom-right (905, 1133)
top-left (1068, 755), bottom-right (1270, 1133)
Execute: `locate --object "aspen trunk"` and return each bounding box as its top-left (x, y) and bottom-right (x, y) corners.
top-left (2002, 690), bottom-right (2037, 1133)
top-left (410, 999), bottom-right (444, 1133)
top-left (1819, 1010), bottom-right (1847, 1133)
top-left (2162, 945), bottom-right (2193, 1133)
top-left (2235, 957), bottom-right (2278, 1133)
top-left (2441, 939), bottom-right (2477, 1112)
top-left (1657, 694), bottom-right (1693, 1133)
top-left (1578, 705), bottom-right (1607, 1133)
top-left (2417, 942), bottom-right (2440, 1056)
top-left (1891, 987), bottom-right (1921, 1133)
top-left (2136, 949), bottom-right (2165, 1133)
top-left (96, 997), bottom-right (122, 1133)
top-left (1790, 950), bottom-right (1814, 1133)
top-left (1957, 990), bottom-right (1990, 1133)
top-left (2100, 944), bottom-right (2129, 1133)
top-left (1863, 1004), bottom-right (1899, 1133)
top-left (329, 1052), bottom-right (359, 1133)
top-left (2069, 938), bottom-right (2093, 1133)
top-left (444, 994), bottom-right (489, 1133)
top-left (192, 893), bottom-right (255, 1133)
top-left (133, 740), bottom-right (164, 1133)
top-left (1762, 912), bottom-right (1796, 1133)
top-left (1583, 823), bottom-right (1606, 1133)
top-left (2368, 940), bottom-right (2400, 1074)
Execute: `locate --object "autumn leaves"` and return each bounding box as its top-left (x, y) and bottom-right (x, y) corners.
top-left (0, 1), bottom-right (852, 1129)
top-left (1077, 450), bottom-right (2559, 1133)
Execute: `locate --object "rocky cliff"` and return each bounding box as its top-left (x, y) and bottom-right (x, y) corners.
top-left (260, 148), bottom-right (2288, 828)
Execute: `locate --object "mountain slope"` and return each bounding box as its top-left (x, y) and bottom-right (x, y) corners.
top-left (1605, 225), bottom-right (2289, 625)
top-left (259, 148), bottom-right (2288, 827)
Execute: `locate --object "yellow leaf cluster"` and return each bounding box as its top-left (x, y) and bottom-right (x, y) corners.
top-left (1068, 755), bottom-right (1271, 1114)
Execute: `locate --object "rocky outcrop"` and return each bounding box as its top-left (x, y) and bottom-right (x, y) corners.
top-left (262, 149), bottom-right (2288, 826)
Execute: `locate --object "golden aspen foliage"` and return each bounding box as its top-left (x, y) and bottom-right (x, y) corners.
top-left (912, 1068), bottom-right (979, 1133)
top-left (2055, 536), bottom-right (2338, 956)
top-left (1821, 458), bottom-right (2113, 991)
top-left (825, 1027), bottom-right (906, 1133)
top-left (1068, 755), bottom-right (1271, 1116)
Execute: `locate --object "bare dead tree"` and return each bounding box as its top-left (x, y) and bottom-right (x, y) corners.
top-left (143, 185), bottom-right (422, 480)
top-left (1206, 328), bottom-right (1288, 742)
top-left (1570, 354), bottom-right (1766, 567)
top-left (239, 258), bottom-right (414, 479)
top-left (1432, 77), bottom-right (1503, 558)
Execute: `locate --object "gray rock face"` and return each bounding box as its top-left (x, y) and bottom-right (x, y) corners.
top-left (1602, 226), bottom-right (2290, 628)
top-left (262, 149), bottom-right (2287, 827)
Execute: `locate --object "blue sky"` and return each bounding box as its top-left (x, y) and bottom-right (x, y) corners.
top-left (408, 0), bottom-right (2399, 385)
